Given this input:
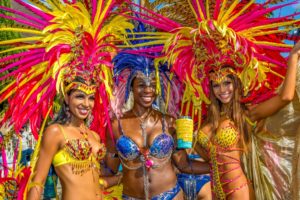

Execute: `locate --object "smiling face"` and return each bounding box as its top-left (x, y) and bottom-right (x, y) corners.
top-left (211, 76), bottom-right (234, 105)
top-left (132, 76), bottom-right (156, 108)
top-left (65, 89), bottom-right (95, 121)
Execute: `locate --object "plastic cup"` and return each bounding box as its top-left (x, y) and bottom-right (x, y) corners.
top-left (176, 116), bottom-right (193, 149)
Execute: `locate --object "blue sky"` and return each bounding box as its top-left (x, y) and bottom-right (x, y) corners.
top-left (23, 0), bottom-right (300, 17)
top-left (23, 0), bottom-right (300, 13)
top-left (256, 0), bottom-right (300, 17)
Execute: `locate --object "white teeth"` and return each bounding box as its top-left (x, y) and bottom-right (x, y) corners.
top-left (79, 109), bottom-right (88, 115)
top-left (142, 97), bottom-right (152, 101)
top-left (220, 94), bottom-right (229, 98)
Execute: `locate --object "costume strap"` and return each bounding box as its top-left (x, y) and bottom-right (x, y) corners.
top-left (57, 124), bottom-right (67, 141)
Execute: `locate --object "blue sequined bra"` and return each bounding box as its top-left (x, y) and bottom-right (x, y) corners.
top-left (116, 116), bottom-right (174, 169)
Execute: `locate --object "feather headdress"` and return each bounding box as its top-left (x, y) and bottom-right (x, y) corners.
top-left (0, 0), bottom-right (134, 139)
top-left (0, 1), bottom-right (133, 198)
top-left (124, 0), bottom-right (300, 125)
top-left (112, 22), bottom-right (182, 118)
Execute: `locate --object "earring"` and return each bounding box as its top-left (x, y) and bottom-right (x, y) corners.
top-left (86, 114), bottom-right (93, 127)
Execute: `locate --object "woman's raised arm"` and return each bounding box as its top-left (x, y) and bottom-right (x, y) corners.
top-left (249, 41), bottom-right (300, 122)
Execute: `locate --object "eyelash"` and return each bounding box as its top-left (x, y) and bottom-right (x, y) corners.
top-left (213, 81), bottom-right (231, 88)
top-left (75, 95), bottom-right (84, 98)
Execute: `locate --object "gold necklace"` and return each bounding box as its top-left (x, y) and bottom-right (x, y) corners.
top-left (77, 125), bottom-right (89, 139)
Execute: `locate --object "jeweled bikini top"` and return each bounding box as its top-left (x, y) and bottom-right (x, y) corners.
top-left (116, 116), bottom-right (174, 169)
top-left (197, 121), bottom-right (239, 150)
top-left (52, 125), bottom-right (106, 174)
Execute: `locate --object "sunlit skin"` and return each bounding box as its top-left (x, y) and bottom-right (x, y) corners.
top-left (106, 76), bottom-right (210, 199)
top-left (27, 88), bottom-right (117, 200)
top-left (195, 42), bottom-right (300, 200)
top-left (65, 89), bottom-right (95, 122)
top-left (211, 77), bottom-right (234, 105)
top-left (132, 78), bottom-right (157, 109)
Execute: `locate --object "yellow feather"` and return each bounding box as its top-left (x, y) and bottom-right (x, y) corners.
top-left (0, 80), bottom-right (17, 103)
top-left (28, 106), bottom-right (52, 200)
top-left (250, 27), bottom-right (297, 37)
top-left (225, 0), bottom-right (254, 25)
top-left (27, 0), bottom-right (51, 13)
top-left (93, 0), bottom-right (113, 30)
top-left (240, 19), bottom-right (300, 34)
top-left (0, 37), bottom-right (43, 45)
top-left (218, 0), bottom-right (228, 22)
top-left (220, 0), bottom-right (239, 24)
top-left (206, 0), bottom-right (210, 20)
top-left (190, 0), bottom-right (205, 21)
top-left (0, 27), bottom-right (43, 35)
top-left (45, 38), bottom-right (72, 52)
top-left (0, 44), bottom-right (46, 54)
top-left (253, 41), bottom-right (292, 47)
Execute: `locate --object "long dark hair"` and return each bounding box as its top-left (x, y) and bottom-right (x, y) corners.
top-left (52, 90), bottom-right (73, 125)
top-left (206, 73), bottom-right (250, 151)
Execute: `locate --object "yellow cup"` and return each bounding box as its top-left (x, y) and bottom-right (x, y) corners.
top-left (176, 116), bottom-right (193, 149)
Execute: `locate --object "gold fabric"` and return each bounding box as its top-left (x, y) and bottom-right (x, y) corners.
top-left (197, 130), bottom-right (209, 149)
top-left (292, 127), bottom-right (300, 200)
top-left (214, 125), bottom-right (238, 149)
top-left (243, 63), bottom-right (300, 200)
top-left (104, 184), bottom-right (123, 200)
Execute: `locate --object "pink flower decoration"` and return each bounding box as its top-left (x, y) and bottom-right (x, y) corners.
top-left (145, 159), bottom-right (154, 169)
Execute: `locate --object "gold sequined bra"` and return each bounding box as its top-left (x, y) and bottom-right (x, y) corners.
top-left (52, 125), bottom-right (106, 175)
top-left (197, 121), bottom-right (249, 199)
top-left (197, 123), bottom-right (238, 150)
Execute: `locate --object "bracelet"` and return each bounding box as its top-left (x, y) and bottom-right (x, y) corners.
top-left (99, 178), bottom-right (108, 188)
top-left (28, 182), bottom-right (44, 190)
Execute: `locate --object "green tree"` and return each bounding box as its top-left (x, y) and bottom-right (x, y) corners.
top-left (0, 0), bottom-right (21, 115)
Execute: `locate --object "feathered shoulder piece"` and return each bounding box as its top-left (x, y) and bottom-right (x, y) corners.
top-left (0, 0), bottom-right (134, 139)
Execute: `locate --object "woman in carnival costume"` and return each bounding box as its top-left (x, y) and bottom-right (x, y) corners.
top-left (104, 22), bottom-right (210, 200)
top-left (0, 0), bottom-right (134, 199)
top-left (120, 0), bottom-right (300, 199)
top-left (194, 42), bottom-right (300, 200)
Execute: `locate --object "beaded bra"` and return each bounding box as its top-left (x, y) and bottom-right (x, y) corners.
top-left (197, 120), bottom-right (248, 199)
top-left (116, 115), bottom-right (174, 200)
top-left (116, 121), bottom-right (174, 170)
top-left (52, 125), bottom-right (106, 175)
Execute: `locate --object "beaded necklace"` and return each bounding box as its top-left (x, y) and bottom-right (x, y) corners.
top-left (131, 109), bottom-right (153, 200)
top-left (132, 109), bottom-right (152, 147)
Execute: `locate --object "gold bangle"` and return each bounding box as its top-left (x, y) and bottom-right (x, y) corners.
top-left (28, 182), bottom-right (44, 190)
top-left (99, 178), bottom-right (108, 188)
